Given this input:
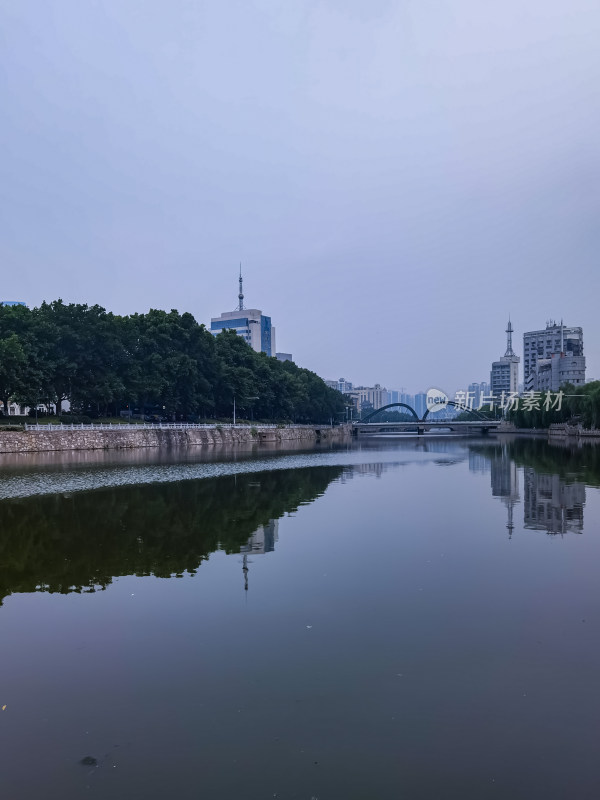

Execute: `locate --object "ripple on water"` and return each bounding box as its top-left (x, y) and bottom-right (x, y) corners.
top-left (0, 448), bottom-right (463, 500)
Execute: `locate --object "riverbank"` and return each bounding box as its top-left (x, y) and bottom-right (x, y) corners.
top-left (497, 422), bottom-right (600, 440)
top-left (548, 423), bottom-right (600, 440)
top-left (0, 423), bottom-right (352, 454)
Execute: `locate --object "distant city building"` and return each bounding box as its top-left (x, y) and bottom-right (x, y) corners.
top-left (324, 378), bottom-right (353, 395)
top-left (386, 389), bottom-right (415, 409)
top-left (413, 392), bottom-right (427, 418)
top-left (491, 319), bottom-right (520, 398)
top-left (401, 392), bottom-right (414, 410)
top-left (342, 384), bottom-right (387, 415)
top-left (327, 381), bottom-right (450, 418)
top-left (467, 382), bottom-right (491, 409)
top-left (276, 353), bottom-right (293, 362)
top-left (210, 269), bottom-right (275, 357)
top-left (357, 384), bottom-right (387, 412)
top-left (523, 321), bottom-right (585, 392)
top-left (1, 300), bottom-right (27, 307)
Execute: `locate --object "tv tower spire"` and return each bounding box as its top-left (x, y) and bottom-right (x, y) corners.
top-left (238, 263), bottom-right (244, 311)
top-left (505, 317), bottom-right (515, 357)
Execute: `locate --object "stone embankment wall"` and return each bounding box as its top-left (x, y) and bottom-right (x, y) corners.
top-left (549, 423), bottom-right (600, 440)
top-left (0, 425), bottom-right (351, 454)
top-left (496, 424), bottom-right (548, 436)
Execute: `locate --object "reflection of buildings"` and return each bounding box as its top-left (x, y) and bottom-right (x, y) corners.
top-left (240, 520), bottom-right (279, 555)
top-left (470, 444), bottom-right (588, 537)
top-left (338, 463), bottom-right (388, 482)
top-left (523, 470), bottom-right (585, 535)
top-left (469, 450), bottom-right (491, 475)
top-left (489, 446), bottom-right (520, 538)
top-left (239, 520), bottom-right (279, 590)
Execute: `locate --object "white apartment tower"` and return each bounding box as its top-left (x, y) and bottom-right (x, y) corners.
top-left (491, 319), bottom-right (520, 398)
top-left (523, 321), bottom-right (585, 392)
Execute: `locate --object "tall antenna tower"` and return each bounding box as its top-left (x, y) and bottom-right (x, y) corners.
top-left (505, 317), bottom-right (515, 357)
top-left (560, 318), bottom-right (564, 353)
top-left (238, 263), bottom-right (244, 311)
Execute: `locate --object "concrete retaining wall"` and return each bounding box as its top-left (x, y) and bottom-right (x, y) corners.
top-left (0, 424), bottom-right (351, 454)
top-left (549, 424), bottom-right (600, 440)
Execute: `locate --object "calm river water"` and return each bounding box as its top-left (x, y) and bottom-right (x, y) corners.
top-left (1, 436), bottom-right (600, 800)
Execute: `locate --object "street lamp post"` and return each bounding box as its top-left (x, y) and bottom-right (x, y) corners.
top-left (247, 396), bottom-right (259, 422)
top-left (234, 394), bottom-right (258, 425)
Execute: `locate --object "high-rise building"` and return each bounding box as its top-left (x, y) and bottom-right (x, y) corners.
top-left (468, 382), bottom-right (482, 408)
top-left (400, 392), bottom-right (414, 410)
top-left (490, 319), bottom-right (520, 398)
top-left (324, 378), bottom-right (353, 393)
top-left (355, 384), bottom-right (387, 412)
top-left (387, 389), bottom-right (411, 407)
top-left (210, 269), bottom-right (275, 357)
top-left (467, 382), bottom-right (491, 409)
top-left (342, 383), bottom-right (387, 415)
top-left (413, 392), bottom-right (427, 418)
top-left (523, 321), bottom-right (585, 392)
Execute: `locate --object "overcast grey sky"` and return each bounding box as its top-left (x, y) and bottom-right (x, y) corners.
top-left (1, 0), bottom-right (599, 393)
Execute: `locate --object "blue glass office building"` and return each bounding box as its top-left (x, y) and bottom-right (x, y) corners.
top-left (210, 308), bottom-right (275, 357)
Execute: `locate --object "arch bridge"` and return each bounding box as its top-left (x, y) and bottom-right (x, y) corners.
top-left (354, 402), bottom-right (499, 436)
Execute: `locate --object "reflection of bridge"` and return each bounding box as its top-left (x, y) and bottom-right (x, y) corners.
top-left (354, 401), bottom-right (500, 436)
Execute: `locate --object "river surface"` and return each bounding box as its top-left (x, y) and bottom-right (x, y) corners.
top-left (1, 436), bottom-right (600, 800)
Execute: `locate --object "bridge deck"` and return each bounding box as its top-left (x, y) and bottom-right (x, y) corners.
top-left (353, 420), bottom-right (500, 434)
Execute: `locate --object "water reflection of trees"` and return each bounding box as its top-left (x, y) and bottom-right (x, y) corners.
top-left (0, 466), bottom-right (345, 605)
top-left (468, 438), bottom-right (598, 536)
top-left (504, 438), bottom-right (600, 487)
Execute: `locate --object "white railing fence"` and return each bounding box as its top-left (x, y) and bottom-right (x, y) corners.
top-left (23, 422), bottom-right (328, 432)
top-left (25, 422), bottom-right (278, 432)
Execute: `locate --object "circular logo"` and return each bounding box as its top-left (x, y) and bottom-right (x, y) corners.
top-left (426, 388), bottom-right (449, 413)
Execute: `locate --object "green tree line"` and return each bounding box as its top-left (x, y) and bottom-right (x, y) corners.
top-left (453, 383), bottom-right (600, 429)
top-left (508, 382), bottom-right (600, 429)
top-left (0, 300), bottom-right (345, 422)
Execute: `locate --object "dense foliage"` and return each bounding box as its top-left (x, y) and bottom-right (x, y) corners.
top-left (508, 381), bottom-right (600, 429)
top-left (0, 301), bottom-right (345, 422)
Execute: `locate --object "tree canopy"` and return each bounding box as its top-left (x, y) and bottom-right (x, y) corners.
top-left (508, 382), bottom-right (600, 429)
top-left (0, 301), bottom-right (345, 423)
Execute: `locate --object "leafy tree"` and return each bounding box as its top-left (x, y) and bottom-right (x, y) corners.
top-left (0, 300), bottom-right (345, 424)
top-left (0, 335), bottom-right (27, 415)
